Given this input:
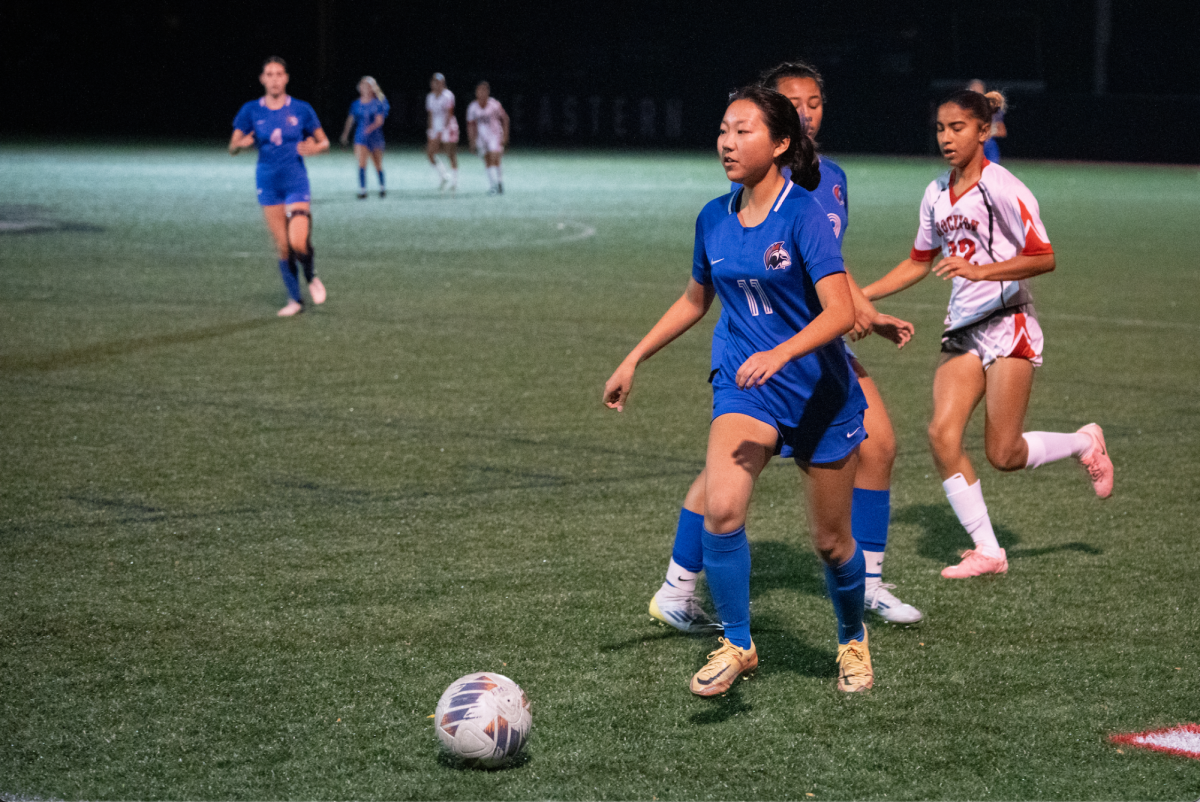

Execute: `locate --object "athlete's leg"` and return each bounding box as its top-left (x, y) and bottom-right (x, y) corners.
top-left (286, 203), bottom-right (324, 305)
top-left (263, 204), bottom-right (302, 314)
top-left (371, 147), bottom-right (385, 195)
top-left (428, 138), bottom-right (449, 184)
top-left (799, 450), bottom-right (873, 691)
top-left (445, 141), bottom-right (458, 170)
top-left (650, 469), bottom-right (720, 633)
top-left (701, 413), bottom-right (774, 648)
top-left (854, 365), bottom-right (922, 623)
top-left (931, 353), bottom-right (1006, 575)
top-left (982, 357), bottom-right (1035, 472)
top-left (354, 144), bottom-right (369, 197)
top-left (689, 413), bottom-right (772, 695)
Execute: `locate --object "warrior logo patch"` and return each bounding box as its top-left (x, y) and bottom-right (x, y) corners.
top-left (763, 241), bottom-right (791, 270)
top-left (832, 184), bottom-right (845, 206)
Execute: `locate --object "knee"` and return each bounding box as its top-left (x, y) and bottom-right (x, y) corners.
top-left (862, 428), bottom-right (897, 471)
top-left (704, 493), bottom-right (744, 535)
top-left (811, 524), bottom-right (852, 566)
top-left (927, 421), bottom-right (958, 458)
top-left (986, 440), bottom-right (1026, 472)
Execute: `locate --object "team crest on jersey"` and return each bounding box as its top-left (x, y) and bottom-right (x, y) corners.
top-left (287, 115), bottom-right (299, 127)
top-left (763, 241), bottom-right (791, 270)
top-left (832, 184), bottom-right (845, 206)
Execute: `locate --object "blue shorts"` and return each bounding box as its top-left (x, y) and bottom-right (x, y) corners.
top-left (256, 169), bottom-right (311, 207)
top-left (712, 386), bottom-right (867, 465)
top-left (355, 131), bottom-right (386, 151)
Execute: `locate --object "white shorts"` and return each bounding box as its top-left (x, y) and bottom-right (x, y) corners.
top-left (476, 129), bottom-right (503, 155)
top-left (940, 306), bottom-right (1043, 370)
top-left (427, 118), bottom-right (460, 144)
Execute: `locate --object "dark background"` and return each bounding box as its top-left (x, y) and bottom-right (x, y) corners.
top-left (3, 0), bottom-right (1197, 161)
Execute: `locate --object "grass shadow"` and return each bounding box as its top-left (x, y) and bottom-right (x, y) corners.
top-left (749, 540), bottom-right (827, 599)
top-left (435, 749), bottom-right (532, 772)
top-left (688, 684), bottom-right (753, 725)
top-left (894, 503), bottom-right (1022, 564)
top-left (0, 317), bottom-right (278, 373)
top-left (750, 617), bottom-right (837, 680)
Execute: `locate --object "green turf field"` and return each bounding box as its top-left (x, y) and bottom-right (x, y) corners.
top-left (2, 144), bottom-right (1198, 800)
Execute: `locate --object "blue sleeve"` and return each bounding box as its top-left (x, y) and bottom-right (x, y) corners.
top-left (691, 213), bottom-right (711, 286)
top-left (301, 102), bottom-right (322, 136)
top-left (795, 201), bottom-right (844, 283)
top-left (349, 100), bottom-right (359, 119)
top-left (232, 103), bottom-right (253, 132)
top-left (380, 99), bottom-right (390, 118)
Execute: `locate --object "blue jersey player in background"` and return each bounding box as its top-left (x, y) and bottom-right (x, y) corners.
top-left (230, 56), bottom-right (330, 317)
top-left (648, 61), bottom-right (924, 638)
top-left (339, 76), bottom-right (390, 199)
top-left (605, 85), bottom-right (876, 694)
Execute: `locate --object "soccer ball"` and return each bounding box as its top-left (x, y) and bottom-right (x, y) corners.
top-left (434, 672), bottom-right (531, 768)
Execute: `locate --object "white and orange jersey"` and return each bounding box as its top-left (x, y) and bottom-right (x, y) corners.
top-left (466, 97), bottom-right (507, 139)
top-left (910, 160), bottom-right (1054, 332)
top-left (425, 89), bottom-right (456, 132)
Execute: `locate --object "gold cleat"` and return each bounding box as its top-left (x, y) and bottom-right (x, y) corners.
top-left (836, 627), bottom-right (874, 693)
top-left (690, 637), bottom-right (757, 697)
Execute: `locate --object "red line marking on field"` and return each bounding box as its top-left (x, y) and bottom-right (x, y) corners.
top-left (1110, 724), bottom-right (1200, 760)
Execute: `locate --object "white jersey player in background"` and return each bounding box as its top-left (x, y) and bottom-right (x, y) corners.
top-left (466, 81), bottom-right (510, 195)
top-left (425, 72), bottom-right (459, 191)
top-left (863, 88), bottom-right (1114, 579)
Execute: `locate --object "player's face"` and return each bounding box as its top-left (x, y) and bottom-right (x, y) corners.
top-left (936, 103), bottom-right (988, 169)
top-left (260, 63), bottom-right (289, 97)
top-left (718, 100), bottom-right (787, 184)
top-left (431, 77), bottom-right (445, 93)
top-left (774, 76), bottom-right (823, 139)
top-left (358, 80), bottom-right (373, 100)
top-left (476, 84), bottom-right (490, 104)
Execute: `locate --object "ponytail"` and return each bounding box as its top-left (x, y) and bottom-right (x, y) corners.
top-left (362, 75), bottom-right (386, 103)
top-left (940, 87), bottom-right (1006, 127)
top-left (984, 90), bottom-right (1006, 116)
top-left (727, 84), bottom-right (820, 191)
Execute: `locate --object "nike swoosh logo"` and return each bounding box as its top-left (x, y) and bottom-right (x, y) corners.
top-left (696, 665), bottom-right (732, 686)
top-left (711, 258), bottom-right (725, 264)
top-left (846, 427), bottom-right (861, 438)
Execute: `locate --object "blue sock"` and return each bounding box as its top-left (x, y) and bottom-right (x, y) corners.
top-left (670, 508), bottom-right (704, 573)
top-left (278, 258), bottom-right (302, 303)
top-left (358, 167), bottom-right (366, 189)
top-left (377, 170), bottom-right (385, 188)
top-left (824, 544), bottom-right (866, 644)
top-left (852, 488), bottom-right (890, 579)
top-left (702, 526), bottom-right (751, 649)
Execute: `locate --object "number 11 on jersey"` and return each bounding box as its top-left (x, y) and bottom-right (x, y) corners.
top-left (737, 279), bottom-right (773, 316)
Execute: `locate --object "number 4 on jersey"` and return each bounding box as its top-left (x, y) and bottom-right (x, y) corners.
top-left (737, 279), bottom-right (773, 316)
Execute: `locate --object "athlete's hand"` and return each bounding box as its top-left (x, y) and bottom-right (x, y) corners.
top-left (870, 313), bottom-right (914, 348)
top-left (296, 137), bottom-right (321, 156)
top-left (603, 361), bottom-right (637, 412)
top-left (933, 256), bottom-right (986, 281)
top-left (736, 348), bottom-right (788, 389)
top-left (230, 130), bottom-right (255, 154)
top-left (848, 297), bottom-right (878, 341)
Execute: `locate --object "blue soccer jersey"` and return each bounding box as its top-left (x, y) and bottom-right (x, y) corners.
top-left (350, 97), bottom-right (390, 146)
top-left (233, 97), bottom-right (322, 180)
top-left (694, 179), bottom-right (866, 437)
top-left (714, 157), bottom-right (849, 373)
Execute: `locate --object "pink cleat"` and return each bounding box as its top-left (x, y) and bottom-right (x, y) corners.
top-left (941, 548), bottom-right (1008, 578)
top-left (277, 300), bottom-right (304, 317)
top-left (308, 277), bottom-right (327, 305)
top-left (1077, 423), bottom-right (1113, 499)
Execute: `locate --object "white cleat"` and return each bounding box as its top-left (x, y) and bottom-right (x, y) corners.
top-left (276, 300), bottom-right (304, 317)
top-left (308, 277), bottom-right (327, 305)
top-left (865, 582), bottom-right (923, 624)
top-left (649, 593), bottom-right (723, 634)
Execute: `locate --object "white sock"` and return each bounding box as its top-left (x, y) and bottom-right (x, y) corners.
top-left (431, 158), bottom-right (449, 180)
top-left (943, 473), bottom-right (1002, 556)
top-left (496, 163), bottom-right (503, 183)
top-left (486, 165), bottom-right (500, 187)
top-left (659, 558), bottom-right (697, 599)
top-left (863, 550), bottom-right (884, 591)
top-left (1022, 431), bottom-right (1091, 469)
top-left (450, 168), bottom-right (459, 186)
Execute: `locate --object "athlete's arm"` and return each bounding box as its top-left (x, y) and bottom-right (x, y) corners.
top-left (229, 129), bottom-right (255, 155)
top-left (861, 257), bottom-right (934, 301)
top-left (467, 120), bottom-right (478, 152)
top-left (844, 270), bottom-right (877, 340)
top-left (933, 252), bottom-right (1054, 282)
top-left (869, 313), bottom-right (914, 349)
top-left (339, 115), bottom-right (355, 146)
top-left (735, 272), bottom-right (856, 389)
top-left (501, 108), bottom-right (510, 147)
top-left (603, 278), bottom-right (715, 412)
top-left (364, 113), bottom-right (384, 136)
top-left (297, 128), bottom-right (330, 157)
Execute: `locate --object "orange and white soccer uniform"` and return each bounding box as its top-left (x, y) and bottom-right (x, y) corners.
top-left (467, 97), bottom-right (508, 154)
top-left (910, 159), bottom-right (1054, 367)
top-left (425, 89), bottom-right (460, 143)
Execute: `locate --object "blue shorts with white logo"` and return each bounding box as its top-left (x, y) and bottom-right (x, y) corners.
top-left (355, 131), bottom-right (386, 151)
top-left (256, 166), bottom-right (311, 207)
top-left (712, 385), bottom-right (866, 465)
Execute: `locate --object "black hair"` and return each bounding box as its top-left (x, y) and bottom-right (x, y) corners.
top-left (727, 85), bottom-right (820, 191)
top-left (758, 60), bottom-right (826, 103)
top-left (939, 88), bottom-right (1006, 125)
top-left (262, 56), bottom-right (287, 71)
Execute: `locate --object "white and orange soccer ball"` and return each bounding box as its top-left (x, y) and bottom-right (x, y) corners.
top-left (433, 672), bottom-right (531, 768)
